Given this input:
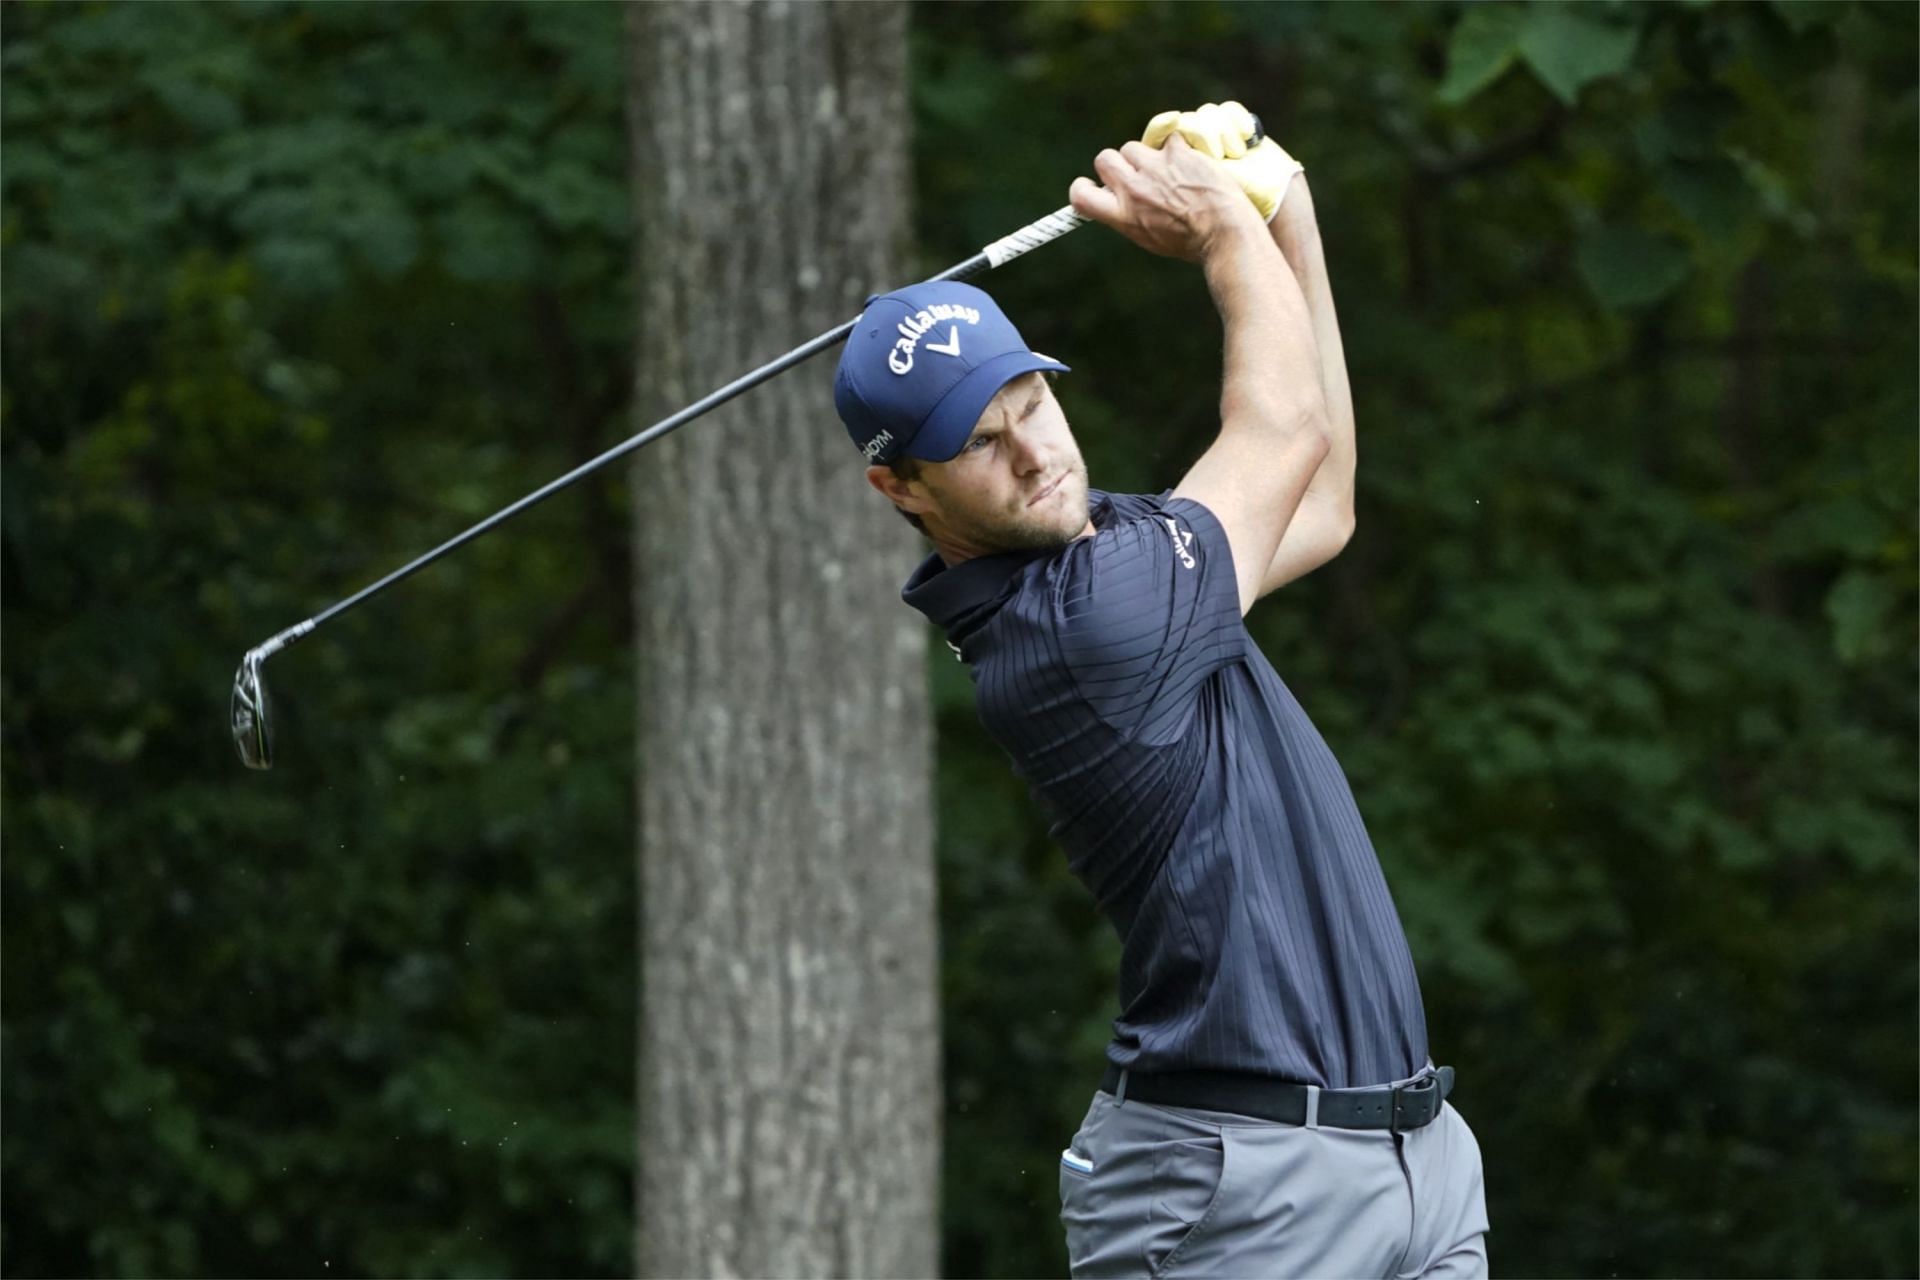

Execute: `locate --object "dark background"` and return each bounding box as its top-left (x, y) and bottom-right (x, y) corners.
top-left (4, 2), bottom-right (1914, 1276)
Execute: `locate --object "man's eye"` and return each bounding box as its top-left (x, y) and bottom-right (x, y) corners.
top-left (966, 436), bottom-right (992, 452)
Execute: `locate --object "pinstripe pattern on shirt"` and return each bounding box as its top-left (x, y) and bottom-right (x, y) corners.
top-left (903, 490), bottom-right (1428, 1089)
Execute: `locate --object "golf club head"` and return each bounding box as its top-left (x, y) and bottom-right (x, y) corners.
top-left (231, 648), bottom-right (273, 770)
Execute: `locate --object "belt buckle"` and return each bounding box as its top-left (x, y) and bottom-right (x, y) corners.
top-left (1388, 1074), bottom-right (1437, 1134)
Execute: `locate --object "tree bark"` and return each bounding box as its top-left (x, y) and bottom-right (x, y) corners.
top-left (626, 4), bottom-right (936, 1278)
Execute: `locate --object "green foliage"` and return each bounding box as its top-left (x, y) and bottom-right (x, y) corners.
top-left (4, 2), bottom-right (1914, 1278)
top-left (1576, 226), bottom-right (1691, 310)
top-left (1440, 3), bottom-right (1640, 107)
top-left (1438, 4), bottom-right (1533, 106)
top-left (4, 4), bottom-right (634, 1275)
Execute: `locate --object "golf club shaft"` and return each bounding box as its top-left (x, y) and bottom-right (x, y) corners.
top-left (247, 206), bottom-right (1088, 661)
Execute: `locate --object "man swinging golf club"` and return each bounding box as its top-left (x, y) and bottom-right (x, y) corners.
top-left (834, 103), bottom-right (1490, 1278)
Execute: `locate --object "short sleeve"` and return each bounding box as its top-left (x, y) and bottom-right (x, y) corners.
top-left (1050, 493), bottom-right (1244, 742)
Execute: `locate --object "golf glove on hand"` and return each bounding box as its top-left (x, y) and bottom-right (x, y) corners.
top-left (1140, 100), bottom-right (1303, 222)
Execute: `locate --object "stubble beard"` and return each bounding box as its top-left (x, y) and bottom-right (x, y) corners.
top-left (953, 458), bottom-right (1092, 554)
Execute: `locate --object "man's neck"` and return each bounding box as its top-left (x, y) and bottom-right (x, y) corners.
top-left (930, 517), bottom-right (1098, 569)
top-left (930, 532), bottom-right (992, 568)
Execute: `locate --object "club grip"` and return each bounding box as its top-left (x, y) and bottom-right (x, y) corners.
top-left (983, 206), bottom-right (1088, 269)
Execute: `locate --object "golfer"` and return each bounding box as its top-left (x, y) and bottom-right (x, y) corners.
top-left (835, 103), bottom-right (1489, 1279)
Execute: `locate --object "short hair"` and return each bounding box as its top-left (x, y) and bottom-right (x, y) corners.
top-left (888, 455), bottom-right (927, 534)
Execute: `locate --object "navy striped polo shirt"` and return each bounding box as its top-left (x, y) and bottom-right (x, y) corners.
top-left (903, 488), bottom-right (1429, 1089)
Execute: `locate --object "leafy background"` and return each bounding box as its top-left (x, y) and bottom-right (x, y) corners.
top-left (3, 2), bottom-right (1914, 1277)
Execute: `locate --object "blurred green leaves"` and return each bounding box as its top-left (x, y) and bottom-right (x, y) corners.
top-left (4, 3), bottom-right (635, 1276)
top-left (1438, 5), bottom-right (1532, 106)
top-left (1826, 569), bottom-right (1902, 665)
top-left (1515, 6), bottom-right (1640, 106)
top-left (1576, 226), bottom-right (1691, 309)
top-left (1439, 3), bottom-right (1639, 107)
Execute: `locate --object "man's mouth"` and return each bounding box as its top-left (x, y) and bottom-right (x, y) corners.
top-left (1027, 474), bottom-right (1065, 507)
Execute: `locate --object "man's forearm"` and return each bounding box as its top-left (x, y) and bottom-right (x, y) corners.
top-left (1270, 181), bottom-right (1356, 512)
top-left (1178, 214), bottom-right (1332, 612)
top-left (1204, 218), bottom-right (1328, 448)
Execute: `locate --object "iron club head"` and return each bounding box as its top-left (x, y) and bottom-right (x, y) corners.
top-left (231, 648), bottom-right (274, 770)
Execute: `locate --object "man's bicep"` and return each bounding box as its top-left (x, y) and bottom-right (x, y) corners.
top-left (1172, 428), bottom-right (1329, 615)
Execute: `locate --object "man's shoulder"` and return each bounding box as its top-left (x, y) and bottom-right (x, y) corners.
top-left (1091, 487), bottom-right (1176, 526)
top-left (974, 488), bottom-right (1207, 648)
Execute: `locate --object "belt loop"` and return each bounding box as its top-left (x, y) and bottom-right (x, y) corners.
top-left (1303, 1084), bottom-right (1321, 1130)
top-left (1114, 1068), bottom-right (1129, 1106)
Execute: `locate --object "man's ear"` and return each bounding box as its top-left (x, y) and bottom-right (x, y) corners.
top-left (866, 464), bottom-right (934, 518)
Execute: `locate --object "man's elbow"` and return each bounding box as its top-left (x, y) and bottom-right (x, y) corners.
top-left (1333, 504), bottom-right (1357, 552)
top-left (1221, 395), bottom-right (1331, 452)
top-left (1296, 403), bottom-right (1334, 456)
top-left (1313, 498), bottom-right (1359, 564)
top-left (1291, 508), bottom-right (1354, 586)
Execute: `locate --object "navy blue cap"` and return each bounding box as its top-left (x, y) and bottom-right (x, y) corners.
top-left (834, 281), bottom-right (1069, 465)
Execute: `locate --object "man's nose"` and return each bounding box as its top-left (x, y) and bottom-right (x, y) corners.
top-left (1006, 425), bottom-right (1047, 475)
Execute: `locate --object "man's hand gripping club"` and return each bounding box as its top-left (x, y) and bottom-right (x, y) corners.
top-left (1139, 100), bottom-right (1304, 223)
top-left (1067, 133), bottom-right (1270, 263)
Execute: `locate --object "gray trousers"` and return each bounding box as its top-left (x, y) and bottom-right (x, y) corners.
top-left (1058, 1075), bottom-right (1490, 1279)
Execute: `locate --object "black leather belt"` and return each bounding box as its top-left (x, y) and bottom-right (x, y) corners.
top-left (1099, 1063), bottom-right (1456, 1133)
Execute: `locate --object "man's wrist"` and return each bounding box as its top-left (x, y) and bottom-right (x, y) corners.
top-left (1200, 211), bottom-right (1275, 266)
top-left (1270, 173), bottom-right (1315, 236)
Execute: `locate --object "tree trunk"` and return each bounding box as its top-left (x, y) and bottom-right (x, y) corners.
top-left (625, 4), bottom-right (937, 1278)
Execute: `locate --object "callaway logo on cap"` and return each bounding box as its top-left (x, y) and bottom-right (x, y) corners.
top-left (834, 281), bottom-right (1069, 465)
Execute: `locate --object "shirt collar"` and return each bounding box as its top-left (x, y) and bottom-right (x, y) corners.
top-left (900, 489), bottom-right (1117, 635)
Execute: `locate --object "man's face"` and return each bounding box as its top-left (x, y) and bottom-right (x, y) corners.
top-left (878, 372), bottom-right (1093, 557)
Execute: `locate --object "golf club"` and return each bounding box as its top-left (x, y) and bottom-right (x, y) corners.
top-left (231, 205), bottom-right (1089, 769)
